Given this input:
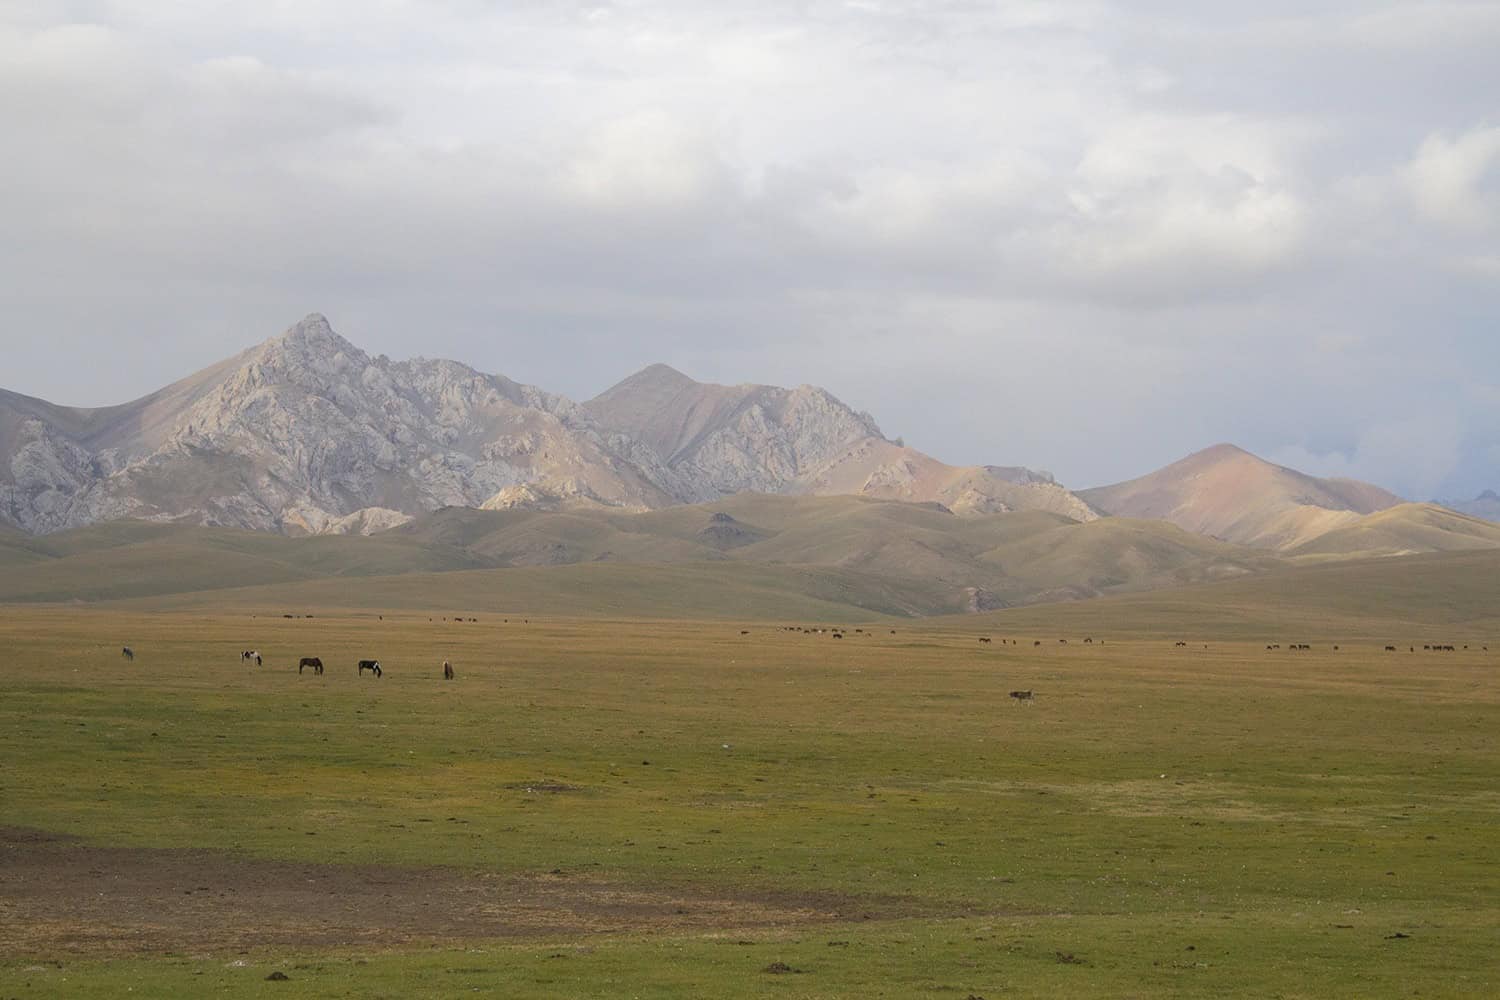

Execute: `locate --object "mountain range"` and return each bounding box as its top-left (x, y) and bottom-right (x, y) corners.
top-left (2, 314), bottom-right (1495, 576)
top-left (0, 313), bottom-right (1092, 536)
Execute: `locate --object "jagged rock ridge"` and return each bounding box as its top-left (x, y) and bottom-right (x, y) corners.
top-left (1, 315), bottom-right (1091, 534)
top-left (585, 365), bottom-right (1098, 522)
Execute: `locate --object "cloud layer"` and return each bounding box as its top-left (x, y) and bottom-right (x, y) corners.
top-left (2, 1), bottom-right (1497, 499)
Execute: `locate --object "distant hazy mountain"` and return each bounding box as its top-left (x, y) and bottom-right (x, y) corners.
top-left (0, 314), bottom-right (1092, 535)
top-left (1443, 490), bottom-right (1500, 523)
top-left (1079, 443), bottom-right (1404, 550)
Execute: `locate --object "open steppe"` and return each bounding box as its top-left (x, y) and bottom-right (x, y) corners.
top-left (3, 584), bottom-right (1498, 997)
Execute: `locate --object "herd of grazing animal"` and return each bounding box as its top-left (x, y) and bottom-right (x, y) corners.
top-left (111, 621), bottom-right (1490, 698)
top-left (118, 649), bottom-right (457, 680)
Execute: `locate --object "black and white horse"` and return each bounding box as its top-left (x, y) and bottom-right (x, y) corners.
top-left (121, 646), bottom-right (135, 661)
top-left (240, 650), bottom-right (262, 666)
top-left (358, 659), bottom-right (383, 678)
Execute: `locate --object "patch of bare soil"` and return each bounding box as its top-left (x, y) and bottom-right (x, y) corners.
top-left (0, 828), bottom-right (931, 956)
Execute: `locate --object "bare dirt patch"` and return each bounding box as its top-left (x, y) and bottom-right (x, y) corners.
top-left (0, 828), bottom-right (929, 956)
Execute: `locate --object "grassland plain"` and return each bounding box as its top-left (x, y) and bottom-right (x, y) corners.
top-left (2, 605), bottom-right (1498, 997)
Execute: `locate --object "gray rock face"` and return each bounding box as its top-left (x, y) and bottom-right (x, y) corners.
top-left (0, 314), bottom-right (1093, 534)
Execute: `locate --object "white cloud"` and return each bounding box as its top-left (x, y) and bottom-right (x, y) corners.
top-left (1406, 125), bottom-right (1500, 232)
top-left (0, 1), bottom-right (1496, 496)
top-left (1268, 410), bottom-right (1468, 500)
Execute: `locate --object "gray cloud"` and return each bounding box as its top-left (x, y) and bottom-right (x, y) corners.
top-left (1, 1), bottom-right (1496, 499)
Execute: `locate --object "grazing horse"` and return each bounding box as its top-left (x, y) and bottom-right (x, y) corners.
top-left (357, 659), bottom-right (383, 678)
top-left (979, 637), bottom-right (992, 643)
top-left (121, 646), bottom-right (134, 661)
top-left (241, 650), bottom-right (262, 666)
top-left (1009, 690), bottom-right (1034, 704)
top-left (298, 657), bottom-right (323, 675)
top-left (443, 660), bottom-right (454, 680)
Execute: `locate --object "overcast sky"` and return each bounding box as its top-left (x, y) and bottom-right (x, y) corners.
top-left (2, 1), bottom-right (1497, 497)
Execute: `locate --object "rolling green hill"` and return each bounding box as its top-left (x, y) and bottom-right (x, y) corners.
top-left (1, 495), bottom-right (1303, 615)
top-left (1286, 502), bottom-right (1500, 560)
top-left (8, 496), bottom-right (1497, 627)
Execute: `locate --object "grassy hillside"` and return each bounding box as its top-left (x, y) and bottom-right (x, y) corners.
top-left (2, 495), bottom-right (1300, 614)
top-left (958, 549), bottom-right (1500, 642)
top-left (0, 522), bottom-right (485, 604)
top-left (1287, 503), bottom-right (1500, 560)
top-left (119, 561), bottom-right (950, 620)
top-left (979, 516), bottom-right (1281, 599)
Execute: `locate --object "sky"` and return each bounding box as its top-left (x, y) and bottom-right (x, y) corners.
top-left (2, 1), bottom-right (1497, 498)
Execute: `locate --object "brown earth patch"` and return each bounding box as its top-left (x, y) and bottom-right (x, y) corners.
top-left (0, 828), bottom-right (933, 956)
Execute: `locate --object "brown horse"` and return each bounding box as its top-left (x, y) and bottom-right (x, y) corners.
top-left (298, 657), bottom-right (323, 675)
top-left (443, 660), bottom-right (454, 680)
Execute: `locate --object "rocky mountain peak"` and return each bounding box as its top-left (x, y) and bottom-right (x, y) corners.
top-left (1, 314), bottom-right (1093, 535)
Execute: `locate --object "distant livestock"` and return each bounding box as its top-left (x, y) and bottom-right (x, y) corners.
top-left (298, 657), bottom-right (324, 675)
top-left (979, 637), bottom-right (992, 644)
top-left (358, 659), bottom-right (383, 678)
top-left (121, 646), bottom-right (134, 661)
top-left (1009, 690), bottom-right (1034, 704)
top-left (240, 650), bottom-right (262, 666)
top-left (443, 660), bottom-right (454, 680)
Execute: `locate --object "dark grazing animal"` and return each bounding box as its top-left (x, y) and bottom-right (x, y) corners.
top-left (121, 646), bottom-right (134, 661)
top-left (298, 657), bottom-right (323, 675)
top-left (1009, 690), bottom-right (1034, 704)
top-left (1385, 645), bottom-right (1397, 652)
top-left (979, 637), bottom-right (992, 643)
top-left (358, 659), bottom-right (383, 678)
top-left (443, 660), bottom-right (454, 680)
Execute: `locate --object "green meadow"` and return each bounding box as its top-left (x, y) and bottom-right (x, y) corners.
top-left (2, 598), bottom-right (1497, 997)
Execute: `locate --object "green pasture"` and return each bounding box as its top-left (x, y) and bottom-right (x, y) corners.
top-left (2, 606), bottom-right (1497, 997)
